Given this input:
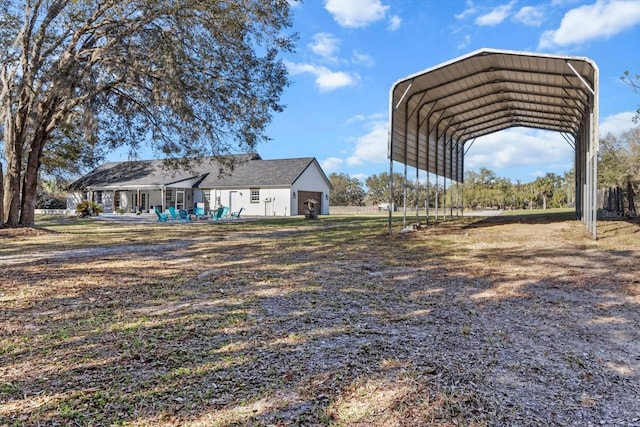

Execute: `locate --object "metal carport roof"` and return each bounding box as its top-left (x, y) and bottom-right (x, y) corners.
top-left (388, 48), bottom-right (599, 238)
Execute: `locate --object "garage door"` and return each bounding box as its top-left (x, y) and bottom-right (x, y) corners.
top-left (297, 191), bottom-right (322, 215)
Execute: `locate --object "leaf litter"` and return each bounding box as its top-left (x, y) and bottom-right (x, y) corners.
top-left (0, 214), bottom-right (639, 426)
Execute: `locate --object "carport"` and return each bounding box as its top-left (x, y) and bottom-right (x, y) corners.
top-left (388, 48), bottom-right (599, 238)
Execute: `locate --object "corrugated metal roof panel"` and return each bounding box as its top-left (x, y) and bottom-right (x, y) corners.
top-left (388, 48), bottom-right (599, 237)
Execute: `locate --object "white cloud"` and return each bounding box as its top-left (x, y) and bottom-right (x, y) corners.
top-left (285, 61), bottom-right (359, 91)
top-left (309, 33), bottom-right (340, 60)
top-left (455, 0), bottom-right (478, 19)
top-left (475, 0), bottom-right (516, 26)
top-left (513, 5), bottom-right (545, 26)
top-left (599, 111), bottom-right (637, 135)
top-left (346, 114), bottom-right (367, 124)
top-left (316, 70), bottom-right (359, 91)
top-left (324, 0), bottom-right (389, 28)
top-left (551, 0), bottom-right (583, 6)
top-left (465, 128), bottom-right (573, 170)
top-left (352, 50), bottom-right (375, 67)
top-left (347, 120), bottom-right (388, 166)
top-left (321, 157), bottom-right (344, 172)
top-left (457, 34), bottom-right (472, 50)
top-left (539, 0), bottom-right (640, 49)
top-left (388, 15), bottom-right (402, 31)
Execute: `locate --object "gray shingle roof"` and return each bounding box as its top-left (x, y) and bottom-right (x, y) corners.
top-left (197, 157), bottom-right (317, 188)
top-left (67, 154), bottom-right (325, 190)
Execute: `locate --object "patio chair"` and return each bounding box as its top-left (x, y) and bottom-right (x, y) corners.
top-left (155, 207), bottom-right (168, 222)
top-left (168, 206), bottom-right (180, 220)
top-left (230, 207), bottom-right (244, 219)
top-left (178, 209), bottom-right (190, 222)
top-left (193, 206), bottom-right (206, 220)
top-left (211, 207), bottom-right (225, 221)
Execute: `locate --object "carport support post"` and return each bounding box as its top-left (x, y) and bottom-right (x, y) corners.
top-left (426, 173), bottom-right (430, 224)
top-left (456, 141), bottom-right (464, 216)
top-left (434, 125), bottom-right (439, 222)
top-left (450, 137), bottom-right (455, 218)
top-left (403, 160), bottom-right (408, 229)
top-left (388, 160), bottom-right (394, 234)
top-left (415, 165), bottom-right (420, 224)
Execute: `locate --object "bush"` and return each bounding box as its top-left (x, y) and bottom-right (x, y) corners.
top-left (75, 200), bottom-right (103, 217)
top-left (36, 195), bottom-right (67, 209)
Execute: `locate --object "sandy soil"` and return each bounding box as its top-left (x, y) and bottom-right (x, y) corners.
top-left (0, 214), bottom-right (639, 426)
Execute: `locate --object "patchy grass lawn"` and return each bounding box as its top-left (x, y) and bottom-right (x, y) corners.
top-left (1, 213), bottom-right (639, 426)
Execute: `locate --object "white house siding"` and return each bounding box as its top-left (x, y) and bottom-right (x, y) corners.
top-left (291, 165), bottom-right (331, 215)
top-left (67, 192), bottom-right (86, 210)
top-left (208, 188), bottom-right (292, 216)
top-left (253, 188), bottom-right (292, 216)
top-left (102, 191), bottom-right (114, 212)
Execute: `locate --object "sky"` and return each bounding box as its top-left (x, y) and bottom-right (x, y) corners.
top-left (112, 0), bottom-right (640, 184)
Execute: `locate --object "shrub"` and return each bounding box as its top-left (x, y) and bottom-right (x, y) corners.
top-left (76, 200), bottom-right (103, 217)
top-left (36, 195), bottom-right (67, 209)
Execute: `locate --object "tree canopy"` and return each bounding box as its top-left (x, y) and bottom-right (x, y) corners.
top-left (1, 0), bottom-right (295, 227)
top-left (622, 70), bottom-right (640, 123)
top-left (329, 173), bottom-right (365, 206)
top-left (598, 127), bottom-right (640, 192)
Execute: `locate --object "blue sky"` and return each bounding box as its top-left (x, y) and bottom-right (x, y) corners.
top-left (113, 0), bottom-right (640, 184)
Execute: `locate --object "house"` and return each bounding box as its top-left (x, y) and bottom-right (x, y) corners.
top-left (66, 154), bottom-right (332, 216)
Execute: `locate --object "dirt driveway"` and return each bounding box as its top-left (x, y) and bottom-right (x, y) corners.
top-left (1, 213), bottom-right (639, 426)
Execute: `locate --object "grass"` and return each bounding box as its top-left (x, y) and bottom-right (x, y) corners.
top-left (0, 212), bottom-right (638, 426)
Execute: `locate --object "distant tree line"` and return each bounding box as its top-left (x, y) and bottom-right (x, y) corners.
top-left (329, 169), bottom-right (573, 211)
top-left (329, 126), bottom-right (640, 211)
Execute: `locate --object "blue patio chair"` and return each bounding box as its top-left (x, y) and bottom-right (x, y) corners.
top-left (194, 206), bottom-right (206, 219)
top-left (168, 206), bottom-right (180, 220)
top-left (211, 207), bottom-right (225, 221)
top-left (178, 209), bottom-right (190, 222)
top-left (155, 207), bottom-right (168, 222)
top-left (230, 207), bottom-right (244, 219)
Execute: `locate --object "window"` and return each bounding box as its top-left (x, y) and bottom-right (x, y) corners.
top-left (250, 188), bottom-right (260, 203)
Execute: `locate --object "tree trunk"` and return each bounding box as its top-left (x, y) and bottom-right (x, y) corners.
top-left (20, 151), bottom-right (41, 227)
top-left (628, 181), bottom-right (637, 217)
top-left (20, 125), bottom-right (49, 227)
top-left (3, 144), bottom-right (23, 227)
top-left (0, 161), bottom-right (4, 228)
top-left (2, 102), bottom-right (28, 227)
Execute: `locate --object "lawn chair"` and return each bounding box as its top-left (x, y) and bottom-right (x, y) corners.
top-left (230, 207), bottom-right (244, 219)
top-left (211, 206), bottom-right (225, 221)
top-left (168, 206), bottom-right (180, 220)
top-left (155, 207), bottom-right (168, 222)
top-left (193, 206), bottom-right (206, 220)
top-left (178, 209), bottom-right (190, 222)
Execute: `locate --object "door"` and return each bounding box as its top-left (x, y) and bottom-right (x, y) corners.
top-left (297, 191), bottom-right (322, 216)
top-left (176, 190), bottom-right (185, 210)
top-left (229, 191), bottom-right (240, 212)
top-left (140, 192), bottom-right (148, 212)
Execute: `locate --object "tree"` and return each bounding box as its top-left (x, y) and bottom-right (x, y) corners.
top-left (598, 132), bottom-right (629, 188)
top-left (329, 173), bottom-right (365, 206)
top-left (533, 173), bottom-right (558, 210)
top-left (462, 168), bottom-right (502, 210)
top-left (621, 70), bottom-right (640, 123)
top-left (1, 0), bottom-right (295, 227)
top-left (495, 177), bottom-right (514, 210)
top-left (365, 172), bottom-right (406, 207)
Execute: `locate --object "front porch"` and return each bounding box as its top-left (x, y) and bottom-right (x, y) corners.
top-left (87, 187), bottom-right (199, 214)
